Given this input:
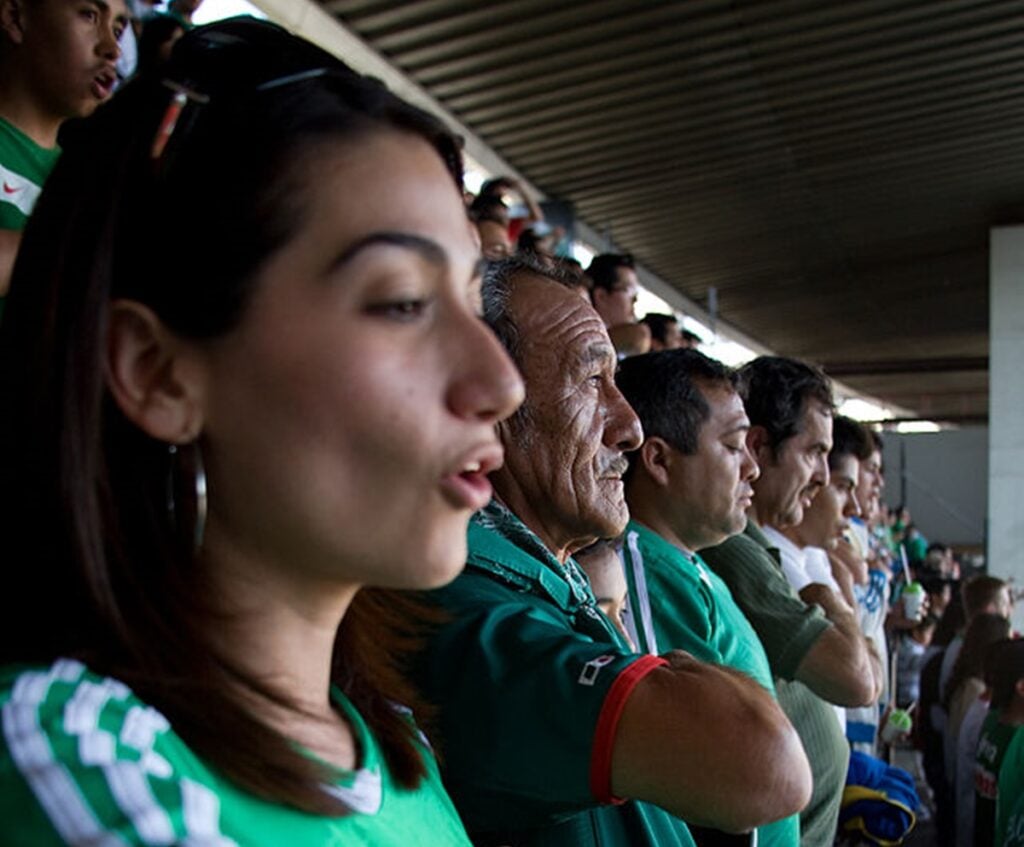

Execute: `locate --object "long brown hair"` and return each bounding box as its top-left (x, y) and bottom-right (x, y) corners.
top-left (0, 18), bottom-right (461, 814)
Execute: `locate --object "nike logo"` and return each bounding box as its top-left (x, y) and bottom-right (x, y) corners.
top-left (3, 182), bottom-right (20, 194)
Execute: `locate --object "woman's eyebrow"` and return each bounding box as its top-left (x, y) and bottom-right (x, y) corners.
top-left (328, 231), bottom-right (447, 273)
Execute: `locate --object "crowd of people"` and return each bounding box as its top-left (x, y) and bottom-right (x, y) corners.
top-left (0, 5), bottom-right (1020, 847)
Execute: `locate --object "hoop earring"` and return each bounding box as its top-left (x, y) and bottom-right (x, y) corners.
top-left (167, 441), bottom-right (208, 552)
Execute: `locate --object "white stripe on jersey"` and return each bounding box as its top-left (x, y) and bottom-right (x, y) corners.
top-left (624, 529), bottom-right (660, 655)
top-left (3, 661), bottom-right (240, 846)
top-left (3, 661), bottom-right (128, 846)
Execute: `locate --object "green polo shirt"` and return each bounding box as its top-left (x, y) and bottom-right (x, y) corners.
top-left (701, 520), bottom-right (848, 847)
top-left (622, 520), bottom-right (799, 847)
top-left (0, 659), bottom-right (471, 845)
top-left (996, 726), bottom-right (1024, 847)
top-left (415, 501), bottom-right (695, 847)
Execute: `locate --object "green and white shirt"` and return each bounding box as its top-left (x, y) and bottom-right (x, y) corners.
top-left (0, 658), bottom-right (471, 845)
top-left (0, 117), bottom-right (60, 231)
top-left (622, 520), bottom-right (799, 847)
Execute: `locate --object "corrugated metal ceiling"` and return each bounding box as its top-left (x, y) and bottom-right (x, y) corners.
top-left (322, 0), bottom-right (1024, 422)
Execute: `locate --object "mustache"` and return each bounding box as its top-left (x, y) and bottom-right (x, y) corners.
top-left (601, 457), bottom-right (630, 478)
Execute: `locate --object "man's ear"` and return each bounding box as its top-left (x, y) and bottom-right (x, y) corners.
top-left (105, 300), bottom-right (206, 444)
top-left (0, 0), bottom-right (27, 45)
top-left (639, 437), bottom-right (674, 488)
top-left (747, 425), bottom-right (773, 465)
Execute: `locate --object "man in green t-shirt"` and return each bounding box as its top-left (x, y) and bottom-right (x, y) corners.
top-left (0, 0), bottom-right (129, 297)
top-left (415, 255), bottom-right (812, 847)
top-left (699, 356), bottom-right (878, 847)
top-left (615, 348), bottom-right (801, 847)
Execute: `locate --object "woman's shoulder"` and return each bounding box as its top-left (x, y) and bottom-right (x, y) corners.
top-left (0, 660), bottom-right (471, 846)
top-left (0, 658), bottom-right (229, 846)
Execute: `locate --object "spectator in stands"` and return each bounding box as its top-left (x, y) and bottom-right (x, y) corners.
top-left (941, 576), bottom-right (1014, 709)
top-left (954, 638), bottom-right (1008, 847)
top-left (414, 254), bottom-right (810, 847)
top-left (166, 0), bottom-right (202, 27)
top-left (700, 356), bottom-right (876, 847)
top-left (943, 614), bottom-right (1011, 796)
top-left (616, 348), bottom-right (803, 847)
top-left (639, 311), bottom-right (682, 350)
top-left (0, 0), bottom-right (128, 303)
top-left (477, 174), bottom-right (544, 243)
top-left (575, 536), bottom-right (633, 648)
top-left (587, 251), bottom-right (651, 356)
top-left (469, 193), bottom-right (512, 260)
top-left (0, 19), bottom-right (526, 843)
top-left (976, 639), bottom-right (1024, 847)
top-left (136, 12), bottom-right (185, 76)
top-left (680, 328), bottom-right (704, 349)
top-left (897, 614), bottom-right (938, 707)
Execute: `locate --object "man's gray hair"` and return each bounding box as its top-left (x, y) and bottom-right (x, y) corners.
top-left (481, 253), bottom-right (583, 445)
top-left (482, 253), bottom-right (584, 366)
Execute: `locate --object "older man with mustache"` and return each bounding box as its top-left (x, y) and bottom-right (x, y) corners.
top-left (413, 256), bottom-right (810, 847)
top-left (700, 357), bottom-right (877, 847)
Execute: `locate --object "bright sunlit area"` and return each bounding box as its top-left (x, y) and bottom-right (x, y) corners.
top-left (193, 0), bottom-right (266, 25)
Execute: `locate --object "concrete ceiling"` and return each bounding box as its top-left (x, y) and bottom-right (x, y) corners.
top-left (318, 0), bottom-right (1024, 423)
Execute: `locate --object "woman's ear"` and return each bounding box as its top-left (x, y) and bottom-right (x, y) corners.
top-left (105, 300), bottom-right (206, 443)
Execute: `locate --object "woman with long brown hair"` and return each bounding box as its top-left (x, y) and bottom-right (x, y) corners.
top-left (0, 17), bottom-right (522, 844)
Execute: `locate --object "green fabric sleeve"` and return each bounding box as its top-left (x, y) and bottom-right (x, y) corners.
top-left (700, 532), bottom-right (830, 681)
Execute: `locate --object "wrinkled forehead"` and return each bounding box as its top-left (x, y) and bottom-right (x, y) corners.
top-left (512, 274), bottom-right (614, 372)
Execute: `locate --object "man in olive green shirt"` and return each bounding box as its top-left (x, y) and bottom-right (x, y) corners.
top-left (700, 357), bottom-right (877, 847)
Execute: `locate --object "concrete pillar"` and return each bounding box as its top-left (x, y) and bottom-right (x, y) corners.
top-left (989, 225), bottom-right (1024, 633)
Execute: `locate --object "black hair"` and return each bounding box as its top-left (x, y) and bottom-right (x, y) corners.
top-left (944, 612), bottom-right (1011, 707)
top-left (616, 349), bottom-right (737, 481)
top-left (0, 17), bottom-right (461, 815)
top-left (990, 639), bottom-right (1024, 710)
top-left (639, 312), bottom-right (678, 345)
top-left (468, 192), bottom-right (508, 225)
top-left (830, 415), bottom-right (872, 470)
top-left (736, 356), bottom-right (834, 454)
top-left (586, 252), bottom-right (635, 293)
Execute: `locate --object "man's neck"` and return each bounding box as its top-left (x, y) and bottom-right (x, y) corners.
top-left (626, 491), bottom-right (699, 556)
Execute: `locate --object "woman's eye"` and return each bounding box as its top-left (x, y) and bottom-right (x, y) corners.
top-left (367, 299), bottom-right (430, 320)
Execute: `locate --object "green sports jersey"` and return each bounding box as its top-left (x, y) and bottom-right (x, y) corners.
top-left (1003, 792), bottom-right (1024, 847)
top-left (0, 659), bottom-right (471, 846)
top-left (622, 520), bottom-right (799, 847)
top-left (996, 726), bottom-right (1024, 847)
top-left (976, 709), bottom-right (1018, 847)
top-left (0, 117), bottom-right (61, 231)
top-left (414, 500), bottom-right (696, 847)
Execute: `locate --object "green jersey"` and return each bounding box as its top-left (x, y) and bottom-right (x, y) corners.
top-left (996, 726), bottom-right (1024, 847)
top-left (622, 520), bottom-right (799, 847)
top-left (0, 659), bottom-right (471, 845)
top-left (415, 501), bottom-right (696, 847)
top-left (0, 117), bottom-right (60, 231)
top-left (976, 709), bottom-right (1018, 847)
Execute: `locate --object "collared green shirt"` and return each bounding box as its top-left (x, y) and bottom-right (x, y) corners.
top-left (622, 519), bottom-right (799, 847)
top-left (415, 501), bottom-right (695, 847)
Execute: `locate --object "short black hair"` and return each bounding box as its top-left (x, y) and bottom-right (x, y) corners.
top-left (830, 415), bottom-right (872, 470)
top-left (737, 356), bottom-right (834, 454)
top-left (586, 252), bottom-right (635, 293)
top-left (468, 193), bottom-right (508, 225)
top-left (616, 350), bottom-right (737, 480)
top-left (639, 312), bottom-right (678, 345)
top-left (990, 639), bottom-right (1024, 710)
